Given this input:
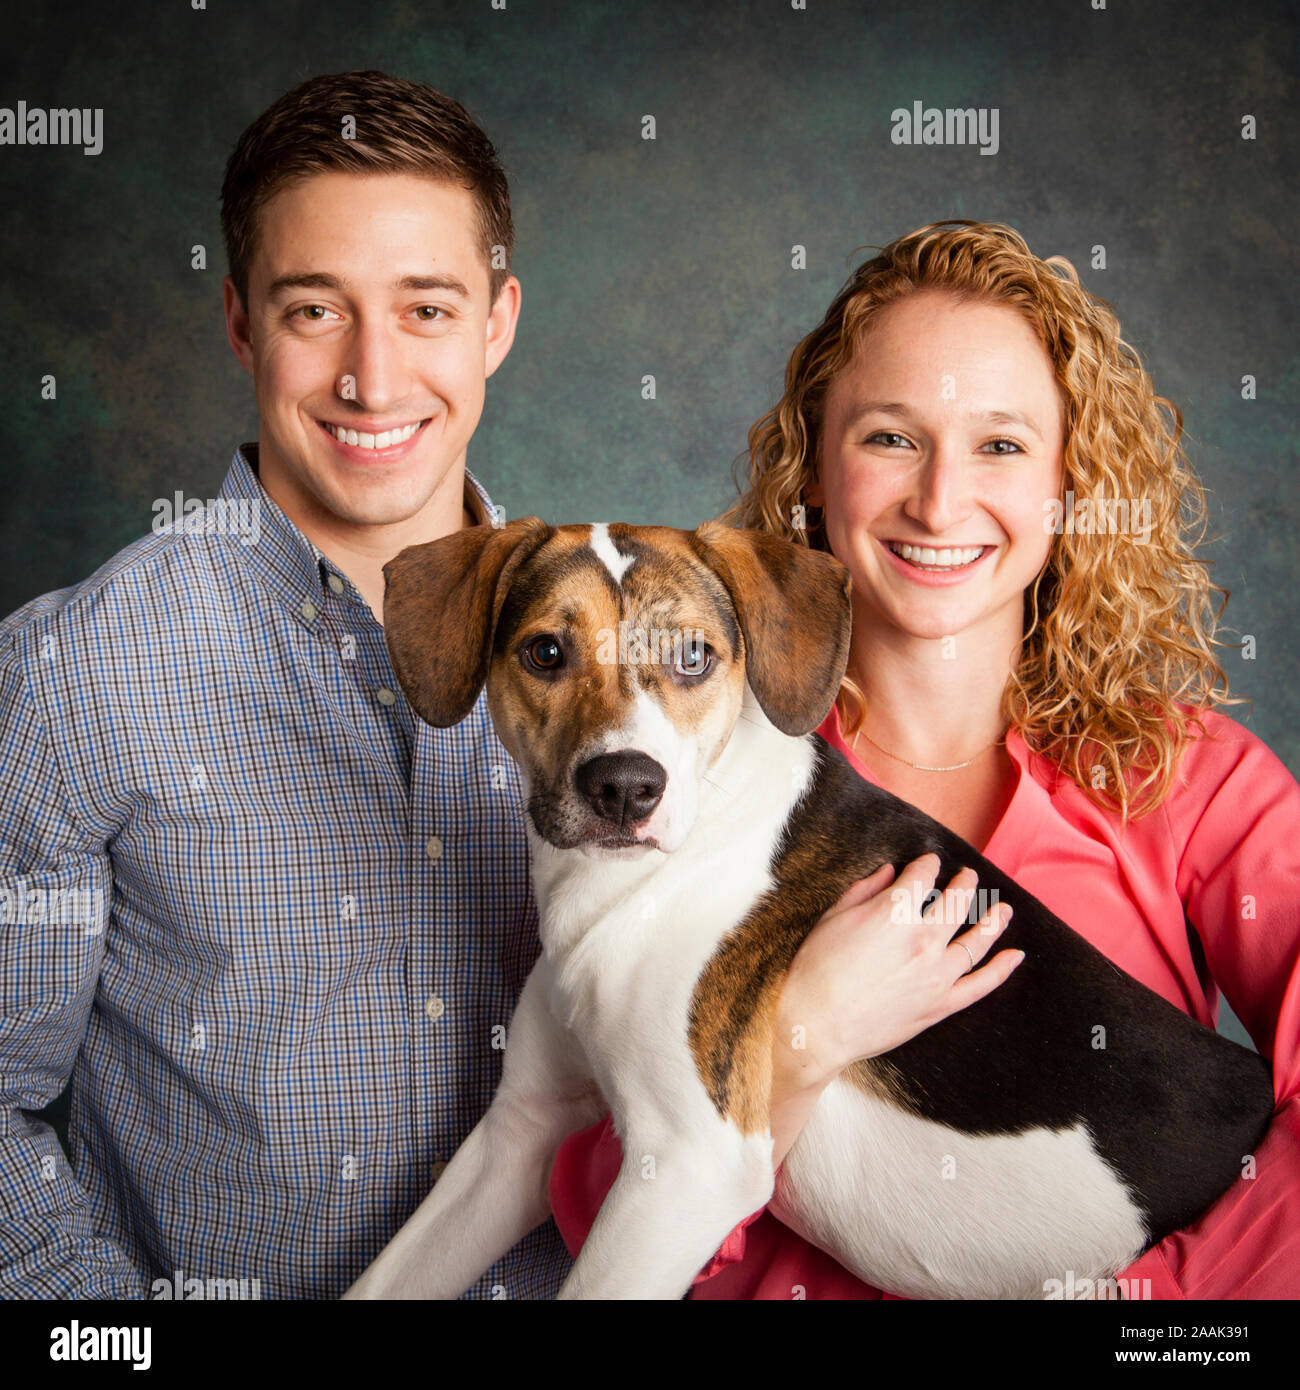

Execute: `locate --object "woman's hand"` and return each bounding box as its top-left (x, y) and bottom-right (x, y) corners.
top-left (768, 854), bottom-right (1023, 1168)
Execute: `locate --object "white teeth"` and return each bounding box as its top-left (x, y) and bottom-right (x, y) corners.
top-left (326, 420), bottom-right (423, 449)
top-left (890, 542), bottom-right (986, 569)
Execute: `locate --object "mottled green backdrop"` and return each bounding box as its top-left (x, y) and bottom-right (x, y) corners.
top-left (2, 0), bottom-right (1297, 1071)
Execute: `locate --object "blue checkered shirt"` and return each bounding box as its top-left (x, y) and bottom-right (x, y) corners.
top-left (0, 444), bottom-right (572, 1298)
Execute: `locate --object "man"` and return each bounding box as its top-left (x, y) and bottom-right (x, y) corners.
top-left (0, 69), bottom-right (563, 1298)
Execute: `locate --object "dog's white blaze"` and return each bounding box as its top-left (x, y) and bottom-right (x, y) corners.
top-left (589, 522), bottom-right (636, 585)
top-left (602, 687), bottom-right (698, 853)
top-left (772, 1077), bottom-right (1149, 1300)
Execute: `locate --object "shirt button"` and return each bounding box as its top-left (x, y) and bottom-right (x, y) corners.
top-left (424, 995), bottom-right (445, 1021)
top-left (327, 573), bottom-right (345, 596)
top-left (425, 835), bottom-right (442, 861)
top-left (301, 599), bottom-right (318, 622)
top-left (376, 687), bottom-right (397, 706)
top-left (430, 1160), bottom-right (449, 1181)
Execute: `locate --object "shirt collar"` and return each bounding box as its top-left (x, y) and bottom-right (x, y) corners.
top-left (216, 441), bottom-right (500, 616)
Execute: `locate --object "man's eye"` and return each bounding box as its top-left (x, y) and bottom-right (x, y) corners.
top-left (293, 305), bottom-right (334, 322)
top-left (414, 306), bottom-right (446, 321)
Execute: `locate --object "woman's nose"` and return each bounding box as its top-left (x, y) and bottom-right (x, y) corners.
top-left (905, 449), bottom-right (973, 536)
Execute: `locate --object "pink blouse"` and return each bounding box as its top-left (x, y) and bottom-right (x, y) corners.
top-left (548, 701), bottom-right (1300, 1298)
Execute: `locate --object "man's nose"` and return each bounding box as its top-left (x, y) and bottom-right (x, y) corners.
top-left (337, 320), bottom-right (413, 412)
top-left (575, 751), bottom-right (667, 827)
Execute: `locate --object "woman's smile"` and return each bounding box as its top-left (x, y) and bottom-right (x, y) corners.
top-left (878, 536), bottom-right (998, 585)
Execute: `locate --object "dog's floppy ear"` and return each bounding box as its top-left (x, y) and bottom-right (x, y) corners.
top-left (688, 522), bottom-right (853, 736)
top-left (383, 516), bottom-right (552, 727)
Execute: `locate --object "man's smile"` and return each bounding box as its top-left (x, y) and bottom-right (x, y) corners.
top-left (314, 416), bottom-right (431, 461)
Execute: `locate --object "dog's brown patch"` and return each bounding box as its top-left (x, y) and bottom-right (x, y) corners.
top-left (488, 525), bottom-right (752, 802)
top-left (688, 739), bottom-right (908, 1136)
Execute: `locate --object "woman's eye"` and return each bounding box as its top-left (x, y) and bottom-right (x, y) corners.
top-left (983, 439), bottom-right (1023, 455)
top-left (866, 432), bottom-right (911, 448)
top-left (524, 635), bottom-right (564, 672)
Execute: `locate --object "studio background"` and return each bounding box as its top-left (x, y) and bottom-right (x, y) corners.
top-left (1, 1), bottom-right (1295, 1115)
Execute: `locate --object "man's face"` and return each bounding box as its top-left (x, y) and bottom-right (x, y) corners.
top-left (223, 171), bottom-right (519, 530)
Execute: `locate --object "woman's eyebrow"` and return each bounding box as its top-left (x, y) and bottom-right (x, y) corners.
top-left (974, 408), bottom-right (1043, 440)
top-left (845, 400), bottom-right (1043, 440)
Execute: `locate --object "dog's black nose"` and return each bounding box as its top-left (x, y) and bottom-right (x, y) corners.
top-left (575, 751), bottom-right (667, 827)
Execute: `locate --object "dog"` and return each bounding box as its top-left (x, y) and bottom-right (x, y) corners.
top-left (343, 517), bottom-right (1275, 1300)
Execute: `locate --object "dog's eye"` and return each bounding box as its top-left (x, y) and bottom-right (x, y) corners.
top-left (524, 635), bottom-right (564, 672)
top-left (674, 641), bottom-right (713, 679)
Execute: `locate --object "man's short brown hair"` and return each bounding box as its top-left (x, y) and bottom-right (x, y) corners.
top-left (221, 69), bottom-right (514, 310)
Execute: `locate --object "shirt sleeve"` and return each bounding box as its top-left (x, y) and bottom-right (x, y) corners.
top-left (0, 628), bottom-right (147, 1298)
top-left (1117, 714), bottom-right (1300, 1298)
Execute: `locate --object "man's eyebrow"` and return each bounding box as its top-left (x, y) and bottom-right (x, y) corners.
top-left (265, 271), bottom-right (472, 300)
top-left (844, 400), bottom-right (1044, 441)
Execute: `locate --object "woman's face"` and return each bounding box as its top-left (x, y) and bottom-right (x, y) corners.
top-left (808, 289), bottom-right (1065, 648)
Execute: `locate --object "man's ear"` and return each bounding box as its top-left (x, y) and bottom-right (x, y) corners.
top-left (222, 275), bottom-right (255, 376)
top-left (687, 522), bottom-right (852, 735)
top-left (384, 516), bottom-right (552, 727)
top-left (484, 275), bottom-right (522, 379)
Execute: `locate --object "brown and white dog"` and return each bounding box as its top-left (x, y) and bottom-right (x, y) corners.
top-left (343, 517), bottom-right (1274, 1300)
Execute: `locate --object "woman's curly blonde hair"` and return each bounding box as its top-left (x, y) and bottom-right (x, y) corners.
top-left (716, 219), bottom-right (1244, 821)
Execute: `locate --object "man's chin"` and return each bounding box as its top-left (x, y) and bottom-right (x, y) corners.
top-left (300, 461), bottom-right (437, 528)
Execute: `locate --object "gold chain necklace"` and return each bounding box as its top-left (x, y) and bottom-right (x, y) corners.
top-left (850, 724), bottom-right (1006, 772)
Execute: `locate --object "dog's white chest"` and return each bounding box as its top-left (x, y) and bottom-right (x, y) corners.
top-left (523, 701), bottom-right (816, 1122)
top-left (530, 825), bottom-right (769, 1119)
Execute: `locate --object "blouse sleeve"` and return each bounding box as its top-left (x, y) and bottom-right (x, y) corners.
top-left (1118, 712), bottom-right (1300, 1297)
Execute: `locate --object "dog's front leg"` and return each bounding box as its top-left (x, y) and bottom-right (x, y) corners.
top-left (344, 956), bottom-right (603, 1299)
top-left (557, 1121), bottom-right (775, 1300)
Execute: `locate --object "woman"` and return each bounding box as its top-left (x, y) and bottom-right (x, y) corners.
top-left (549, 221), bottom-right (1300, 1298)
